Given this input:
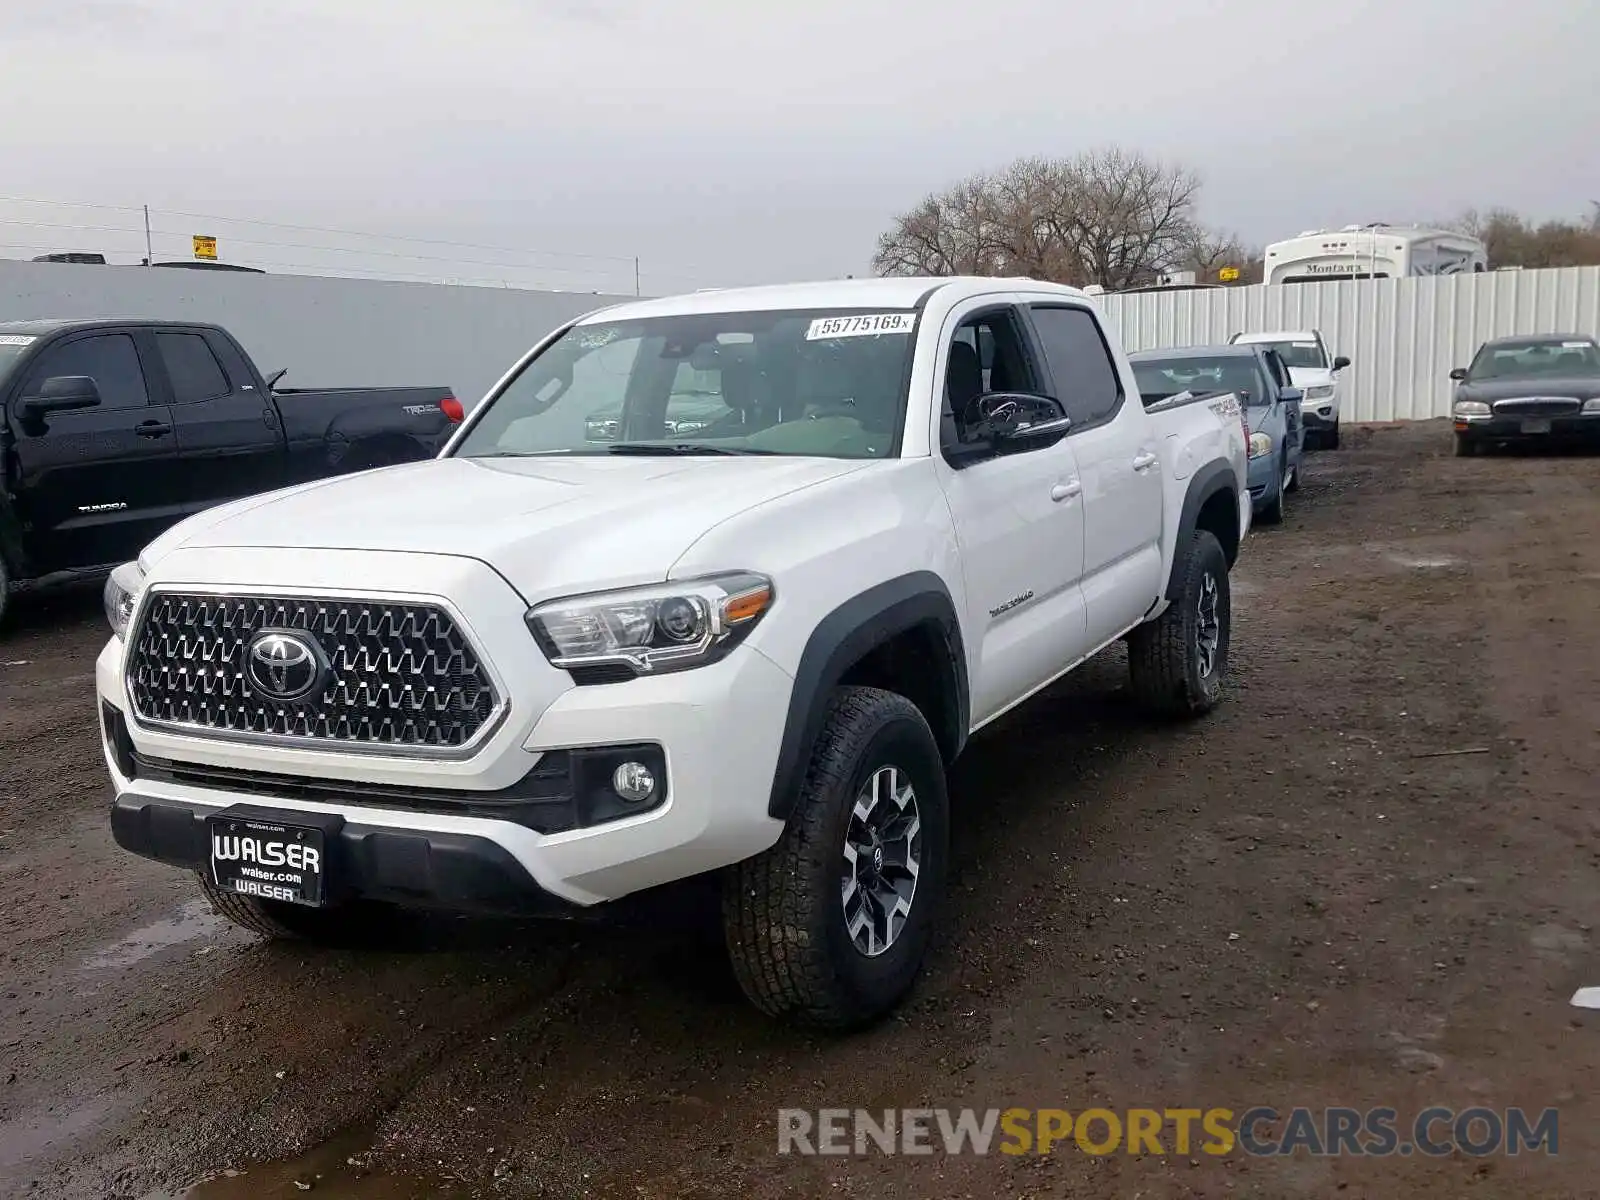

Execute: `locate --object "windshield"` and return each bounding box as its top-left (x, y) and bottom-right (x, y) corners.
top-left (1468, 339), bottom-right (1600, 381)
top-left (452, 309), bottom-right (918, 460)
top-left (1249, 340), bottom-right (1326, 370)
top-left (1134, 356), bottom-right (1267, 405)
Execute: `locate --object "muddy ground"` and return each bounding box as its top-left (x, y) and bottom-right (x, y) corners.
top-left (3, 418), bottom-right (1599, 1199)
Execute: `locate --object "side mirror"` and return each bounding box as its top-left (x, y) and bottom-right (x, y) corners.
top-left (1448, 367), bottom-right (1467, 381)
top-left (1279, 387), bottom-right (1304, 404)
top-left (964, 391), bottom-right (1071, 452)
top-left (20, 375), bottom-right (102, 419)
top-left (1332, 356), bottom-right (1351, 371)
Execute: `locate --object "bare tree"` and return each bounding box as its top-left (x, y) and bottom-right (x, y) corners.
top-left (873, 148), bottom-right (1212, 289)
top-left (1051, 149), bottom-right (1203, 289)
top-left (1177, 229), bottom-right (1262, 284)
top-left (1445, 206), bottom-right (1600, 269)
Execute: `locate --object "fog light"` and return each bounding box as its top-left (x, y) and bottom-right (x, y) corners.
top-left (612, 761), bottom-right (656, 803)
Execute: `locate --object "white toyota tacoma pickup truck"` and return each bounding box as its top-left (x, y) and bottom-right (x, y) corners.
top-left (97, 277), bottom-right (1251, 1029)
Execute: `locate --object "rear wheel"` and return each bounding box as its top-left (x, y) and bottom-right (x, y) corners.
top-left (724, 686), bottom-right (948, 1030)
top-left (1128, 530), bottom-right (1231, 718)
top-left (198, 874), bottom-right (406, 946)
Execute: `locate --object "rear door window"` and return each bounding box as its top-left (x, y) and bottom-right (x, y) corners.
top-left (157, 333), bottom-right (232, 404)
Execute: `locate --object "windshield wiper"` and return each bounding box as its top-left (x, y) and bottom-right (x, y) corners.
top-left (606, 442), bottom-right (778, 456)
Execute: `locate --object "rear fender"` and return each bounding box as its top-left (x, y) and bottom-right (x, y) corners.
top-left (1163, 460), bottom-right (1239, 602)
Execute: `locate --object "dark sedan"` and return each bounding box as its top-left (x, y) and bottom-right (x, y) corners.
top-left (1450, 334), bottom-right (1600, 456)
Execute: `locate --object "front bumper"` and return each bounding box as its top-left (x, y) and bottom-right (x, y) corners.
top-left (1246, 453), bottom-right (1277, 506)
top-left (111, 793), bottom-right (578, 915)
top-left (98, 547), bottom-right (794, 908)
top-left (1455, 413), bottom-right (1600, 442)
top-left (1301, 405), bottom-right (1337, 432)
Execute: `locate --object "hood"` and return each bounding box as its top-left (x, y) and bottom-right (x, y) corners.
top-left (1456, 377), bottom-right (1600, 403)
top-left (147, 454), bottom-right (871, 602)
top-left (1285, 366), bottom-right (1334, 389)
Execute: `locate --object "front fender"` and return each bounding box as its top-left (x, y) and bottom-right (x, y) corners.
top-left (766, 571), bottom-right (969, 821)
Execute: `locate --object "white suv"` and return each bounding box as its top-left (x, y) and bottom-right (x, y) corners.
top-left (99, 278), bottom-right (1250, 1028)
top-left (1230, 329), bottom-right (1350, 448)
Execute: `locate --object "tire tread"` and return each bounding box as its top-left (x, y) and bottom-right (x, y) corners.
top-left (724, 686), bottom-right (940, 1029)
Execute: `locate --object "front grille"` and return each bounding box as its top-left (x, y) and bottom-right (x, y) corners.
top-left (1491, 397), bottom-right (1581, 416)
top-left (127, 592), bottom-right (502, 752)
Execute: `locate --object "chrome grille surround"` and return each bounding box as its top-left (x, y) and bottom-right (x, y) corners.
top-left (1491, 396), bottom-right (1582, 416)
top-left (124, 586), bottom-right (509, 758)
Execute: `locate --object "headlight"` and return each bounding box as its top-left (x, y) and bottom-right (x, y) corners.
top-left (526, 572), bottom-right (773, 677)
top-left (1583, 399), bottom-right (1600, 413)
top-left (1304, 384), bottom-right (1335, 400)
top-left (1453, 400), bottom-right (1491, 417)
top-left (1248, 432), bottom-right (1273, 459)
top-left (103, 561), bottom-right (146, 639)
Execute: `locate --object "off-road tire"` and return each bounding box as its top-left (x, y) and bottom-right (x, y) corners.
top-left (723, 686), bottom-right (948, 1030)
top-left (198, 874), bottom-right (403, 946)
top-left (1127, 529), bottom-right (1231, 718)
top-left (1454, 434), bottom-right (1479, 458)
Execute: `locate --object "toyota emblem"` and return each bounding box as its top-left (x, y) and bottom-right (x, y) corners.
top-left (245, 630), bottom-right (326, 701)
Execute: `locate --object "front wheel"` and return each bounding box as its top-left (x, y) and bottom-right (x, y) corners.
top-left (1257, 456), bottom-right (1286, 525)
top-left (1454, 434), bottom-right (1479, 458)
top-left (724, 686), bottom-right (948, 1030)
top-left (1325, 423), bottom-right (1341, 450)
top-left (1127, 529), bottom-right (1231, 718)
top-left (0, 556), bottom-right (10, 631)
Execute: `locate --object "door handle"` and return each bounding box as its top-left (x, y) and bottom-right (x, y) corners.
top-left (135, 420), bottom-right (173, 438)
top-left (1132, 451), bottom-right (1159, 472)
top-left (1050, 480), bottom-right (1082, 502)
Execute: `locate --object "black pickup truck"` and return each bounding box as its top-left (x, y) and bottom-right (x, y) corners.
top-left (0, 318), bottom-right (461, 624)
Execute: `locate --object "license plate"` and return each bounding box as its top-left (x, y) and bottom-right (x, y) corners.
top-left (208, 812), bottom-right (327, 907)
top-left (1521, 418), bottom-right (1553, 434)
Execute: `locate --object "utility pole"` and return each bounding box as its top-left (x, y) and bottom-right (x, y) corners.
top-left (634, 256), bottom-right (641, 296)
top-left (143, 205), bottom-right (153, 265)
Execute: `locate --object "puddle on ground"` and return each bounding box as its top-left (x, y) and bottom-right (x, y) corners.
top-left (81, 898), bottom-right (229, 970)
top-left (1385, 553), bottom-right (1461, 570)
top-left (0, 1094), bottom-right (119, 1177)
top-left (140, 1127), bottom-right (471, 1199)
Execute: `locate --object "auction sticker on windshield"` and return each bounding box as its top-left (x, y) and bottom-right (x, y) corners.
top-left (805, 313), bottom-right (917, 340)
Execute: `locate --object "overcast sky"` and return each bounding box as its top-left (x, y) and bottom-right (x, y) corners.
top-left (2, 0), bottom-right (1596, 295)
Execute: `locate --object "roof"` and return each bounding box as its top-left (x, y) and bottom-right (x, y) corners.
top-left (1265, 225), bottom-right (1476, 248)
top-left (574, 276), bottom-right (1090, 322)
top-left (1233, 330), bottom-right (1319, 344)
top-left (0, 317), bottom-right (216, 336)
top-left (1129, 344), bottom-right (1260, 361)
top-left (1482, 333), bottom-right (1595, 349)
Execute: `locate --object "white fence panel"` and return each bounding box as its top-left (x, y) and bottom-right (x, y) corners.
top-left (1097, 266), bottom-right (1600, 422)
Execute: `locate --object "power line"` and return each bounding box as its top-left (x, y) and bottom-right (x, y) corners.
top-left (0, 194), bottom-right (642, 267)
top-left (0, 195), bottom-right (720, 292)
top-left (154, 205), bottom-right (641, 266)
